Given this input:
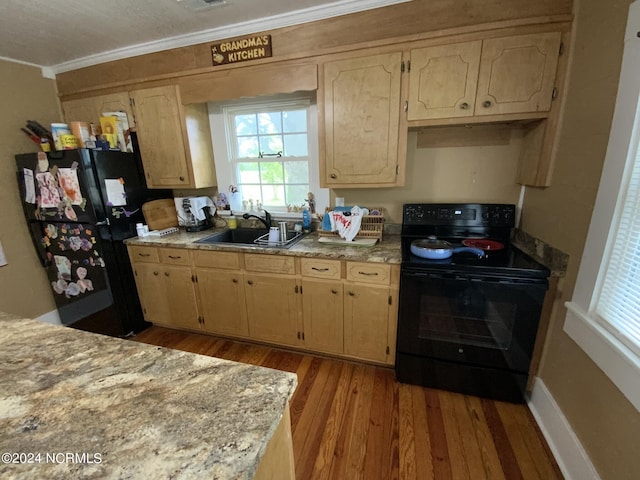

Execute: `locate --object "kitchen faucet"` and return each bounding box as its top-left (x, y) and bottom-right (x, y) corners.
top-left (242, 210), bottom-right (272, 230)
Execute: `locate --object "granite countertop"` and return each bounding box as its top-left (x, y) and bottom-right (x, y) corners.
top-left (0, 312), bottom-right (297, 479)
top-left (125, 228), bottom-right (403, 265)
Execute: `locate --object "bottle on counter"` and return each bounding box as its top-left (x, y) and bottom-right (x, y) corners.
top-left (302, 208), bottom-right (311, 233)
top-left (227, 211), bottom-right (237, 229)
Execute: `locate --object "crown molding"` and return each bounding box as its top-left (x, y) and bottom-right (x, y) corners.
top-left (0, 55), bottom-right (56, 79)
top-left (51, 0), bottom-right (410, 74)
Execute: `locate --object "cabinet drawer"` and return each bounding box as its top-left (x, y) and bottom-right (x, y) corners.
top-left (301, 258), bottom-right (342, 280)
top-left (128, 246), bottom-right (159, 263)
top-left (159, 248), bottom-right (191, 266)
top-left (346, 262), bottom-right (391, 285)
top-left (244, 254), bottom-right (296, 275)
top-left (192, 250), bottom-right (241, 270)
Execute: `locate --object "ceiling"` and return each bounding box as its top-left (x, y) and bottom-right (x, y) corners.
top-left (0, 0), bottom-right (409, 75)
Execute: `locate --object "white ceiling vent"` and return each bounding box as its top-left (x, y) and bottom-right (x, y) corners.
top-left (177, 0), bottom-right (228, 11)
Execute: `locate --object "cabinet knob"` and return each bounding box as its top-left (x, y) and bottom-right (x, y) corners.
top-left (164, 272), bottom-right (169, 277)
top-left (482, 100), bottom-right (492, 108)
top-left (232, 278), bottom-right (238, 283)
top-left (179, 176), bottom-right (185, 181)
top-left (330, 173), bottom-right (337, 179)
top-left (153, 271), bottom-right (159, 276)
top-left (331, 289), bottom-right (338, 294)
top-left (348, 291), bottom-right (356, 296)
top-left (247, 280), bottom-right (253, 285)
top-left (459, 102), bottom-right (469, 110)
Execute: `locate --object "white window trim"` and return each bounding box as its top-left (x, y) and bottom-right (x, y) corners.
top-left (564, 1), bottom-right (640, 412)
top-left (208, 94), bottom-right (328, 217)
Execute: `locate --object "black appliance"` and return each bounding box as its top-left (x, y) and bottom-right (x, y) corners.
top-left (396, 203), bottom-right (550, 403)
top-left (15, 139), bottom-right (171, 336)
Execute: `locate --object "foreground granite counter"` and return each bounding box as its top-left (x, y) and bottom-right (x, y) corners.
top-left (0, 312), bottom-right (297, 479)
top-left (124, 229), bottom-right (402, 265)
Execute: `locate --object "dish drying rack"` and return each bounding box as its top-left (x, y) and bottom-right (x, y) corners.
top-left (318, 207), bottom-right (385, 241)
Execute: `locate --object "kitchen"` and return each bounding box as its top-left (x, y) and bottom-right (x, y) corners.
top-left (0, 0), bottom-right (638, 479)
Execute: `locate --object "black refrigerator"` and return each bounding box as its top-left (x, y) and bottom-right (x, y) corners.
top-left (15, 142), bottom-right (171, 336)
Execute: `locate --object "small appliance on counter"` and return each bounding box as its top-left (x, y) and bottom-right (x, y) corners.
top-left (174, 196), bottom-right (215, 232)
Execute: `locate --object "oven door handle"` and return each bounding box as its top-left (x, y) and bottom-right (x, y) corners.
top-left (402, 271), bottom-right (457, 280)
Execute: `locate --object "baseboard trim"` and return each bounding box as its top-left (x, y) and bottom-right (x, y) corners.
top-left (35, 309), bottom-right (61, 326)
top-left (528, 378), bottom-right (600, 480)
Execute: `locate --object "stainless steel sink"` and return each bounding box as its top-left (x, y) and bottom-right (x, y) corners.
top-left (194, 228), bottom-right (305, 249)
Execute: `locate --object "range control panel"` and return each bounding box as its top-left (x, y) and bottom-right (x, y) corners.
top-left (403, 203), bottom-right (515, 227)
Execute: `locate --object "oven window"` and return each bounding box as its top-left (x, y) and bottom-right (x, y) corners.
top-left (418, 288), bottom-right (516, 350)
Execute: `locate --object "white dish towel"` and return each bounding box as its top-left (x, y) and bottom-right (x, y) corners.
top-left (330, 206), bottom-right (367, 242)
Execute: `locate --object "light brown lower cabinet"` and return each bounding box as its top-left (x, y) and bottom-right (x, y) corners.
top-left (343, 282), bottom-right (396, 364)
top-left (129, 246), bottom-right (398, 365)
top-left (244, 273), bottom-right (301, 347)
top-left (196, 268), bottom-right (249, 337)
top-left (301, 279), bottom-right (344, 355)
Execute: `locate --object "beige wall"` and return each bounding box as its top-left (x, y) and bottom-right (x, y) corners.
top-left (0, 60), bottom-right (61, 317)
top-left (336, 130), bottom-right (524, 223)
top-left (522, 0), bottom-right (640, 478)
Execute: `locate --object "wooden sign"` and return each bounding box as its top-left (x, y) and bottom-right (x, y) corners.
top-left (211, 35), bottom-right (272, 66)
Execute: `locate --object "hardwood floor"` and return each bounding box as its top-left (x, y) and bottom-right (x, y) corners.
top-left (132, 327), bottom-right (562, 480)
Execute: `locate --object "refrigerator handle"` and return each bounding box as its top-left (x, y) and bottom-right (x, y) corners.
top-left (96, 219), bottom-right (110, 226)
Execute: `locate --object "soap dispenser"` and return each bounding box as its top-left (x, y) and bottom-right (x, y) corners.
top-left (227, 211), bottom-right (238, 229)
top-left (302, 208), bottom-right (311, 233)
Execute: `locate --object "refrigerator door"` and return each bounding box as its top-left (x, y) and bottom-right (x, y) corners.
top-left (15, 150), bottom-right (99, 225)
top-left (80, 149), bottom-right (171, 241)
top-left (38, 221), bottom-right (113, 325)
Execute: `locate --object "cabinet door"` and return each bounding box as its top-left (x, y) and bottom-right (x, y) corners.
top-left (475, 32), bottom-right (561, 116)
top-left (343, 283), bottom-right (390, 363)
top-left (163, 264), bottom-right (200, 331)
top-left (322, 52), bottom-right (402, 186)
top-left (130, 85), bottom-right (191, 188)
top-left (133, 262), bottom-right (171, 325)
top-left (302, 279), bottom-right (343, 355)
top-left (95, 92), bottom-right (136, 128)
top-left (197, 268), bottom-right (249, 337)
top-left (407, 41), bottom-right (481, 121)
top-left (62, 97), bottom-right (100, 125)
top-left (245, 274), bottom-right (300, 346)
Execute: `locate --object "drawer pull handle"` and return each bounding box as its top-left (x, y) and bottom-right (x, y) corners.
top-left (312, 267), bottom-right (329, 272)
top-left (358, 271), bottom-right (378, 276)
top-left (168, 255), bottom-right (181, 259)
top-left (138, 253), bottom-right (151, 257)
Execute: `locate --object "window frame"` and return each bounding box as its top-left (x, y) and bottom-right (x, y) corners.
top-left (564, 1), bottom-right (640, 413)
top-left (208, 94), bottom-right (328, 216)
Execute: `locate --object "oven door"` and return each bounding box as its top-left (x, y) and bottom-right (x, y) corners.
top-left (397, 269), bottom-right (548, 373)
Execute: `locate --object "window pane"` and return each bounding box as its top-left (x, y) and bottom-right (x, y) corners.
top-left (283, 110), bottom-right (306, 133)
top-left (235, 114), bottom-right (257, 136)
top-left (262, 184), bottom-right (285, 207)
top-left (242, 185), bottom-right (262, 205)
top-left (285, 185), bottom-right (309, 207)
top-left (259, 135), bottom-right (283, 156)
top-left (283, 134), bottom-right (308, 157)
top-left (284, 161), bottom-right (309, 183)
top-left (258, 112), bottom-right (281, 134)
top-left (260, 162), bottom-right (284, 184)
top-left (237, 162), bottom-right (260, 183)
top-left (237, 136), bottom-right (259, 157)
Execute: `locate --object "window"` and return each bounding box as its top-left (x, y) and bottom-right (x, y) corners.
top-left (225, 101), bottom-right (310, 210)
top-left (564, 2), bottom-right (640, 412)
top-left (208, 95), bottom-right (327, 215)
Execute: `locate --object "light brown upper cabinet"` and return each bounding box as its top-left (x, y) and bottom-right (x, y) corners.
top-left (62, 92), bottom-right (136, 128)
top-left (130, 85), bottom-right (216, 189)
top-left (320, 52), bottom-right (406, 187)
top-left (408, 32), bottom-right (561, 121)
